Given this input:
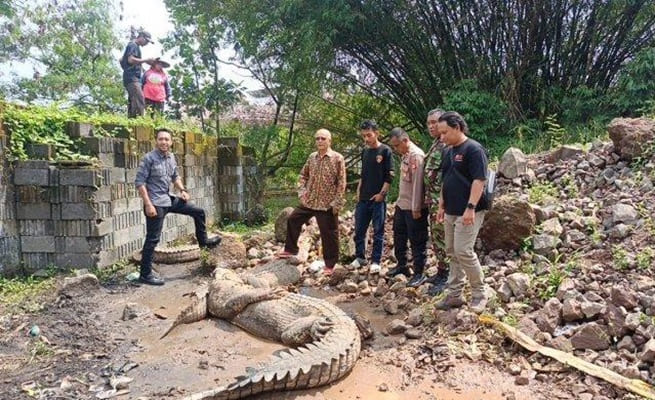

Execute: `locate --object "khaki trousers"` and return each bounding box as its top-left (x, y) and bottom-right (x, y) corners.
top-left (443, 211), bottom-right (486, 297)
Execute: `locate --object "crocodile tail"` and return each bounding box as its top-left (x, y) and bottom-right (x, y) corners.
top-left (183, 319), bottom-right (361, 399)
top-left (160, 292), bottom-right (208, 339)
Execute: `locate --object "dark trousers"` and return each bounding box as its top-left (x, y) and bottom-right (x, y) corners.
top-left (145, 98), bottom-right (165, 116)
top-left (285, 206), bottom-right (339, 268)
top-left (354, 200), bottom-right (386, 263)
top-left (393, 206), bottom-right (429, 274)
top-left (125, 81), bottom-right (145, 118)
top-left (140, 196), bottom-right (208, 276)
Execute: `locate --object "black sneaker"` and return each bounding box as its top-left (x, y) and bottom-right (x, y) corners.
top-left (200, 235), bottom-right (222, 249)
top-left (386, 265), bottom-right (410, 278)
top-left (138, 274), bottom-right (165, 286)
top-left (427, 269), bottom-right (449, 296)
top-left (407, 273), bottom-right (427, 288)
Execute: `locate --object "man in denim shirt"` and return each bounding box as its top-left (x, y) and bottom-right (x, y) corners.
top-left (135, 128), bottom-right (220, 285)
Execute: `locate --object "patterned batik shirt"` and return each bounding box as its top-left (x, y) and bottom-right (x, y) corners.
top-left (298, 149), bottom-right (347, 211)
top-left (424, 139), bottom-right (445, 210)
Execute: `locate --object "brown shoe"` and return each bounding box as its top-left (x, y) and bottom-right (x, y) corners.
top-left (470, 294), bottom-right (489, 314)
top-left (434, 294), bottom-right (465, 310)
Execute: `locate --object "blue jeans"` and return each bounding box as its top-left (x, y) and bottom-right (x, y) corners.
top-left (140, 195), bottom-right (209, 276)
top-left (354, 200), bottom-right (386, 264)
top-left (393, 206), bottom-right (429, 274)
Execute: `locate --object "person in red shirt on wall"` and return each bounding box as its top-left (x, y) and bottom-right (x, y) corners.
top-left (141, 59), bottom-right (172, 115)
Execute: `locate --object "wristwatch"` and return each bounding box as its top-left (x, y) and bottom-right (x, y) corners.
top-left (466, 202), bottom-right (476, 210)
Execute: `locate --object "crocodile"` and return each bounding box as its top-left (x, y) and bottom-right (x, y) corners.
top-left (162, 264), bottom-right (361, 399)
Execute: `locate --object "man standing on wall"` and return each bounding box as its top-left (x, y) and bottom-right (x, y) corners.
top-left (350, 120), bottom-right (393, 274)
top-left (135, 128), bottom-right (221, 286)
top-left (279, 129), bottom-right (347, 276)
top-left (424, 108), bottom-right (450, 296)
top-left (120, 30), bottom-right (154, 118)
top-left (435, 111), bottom-right (489, 313)
top-left (386, 127), bottom-right (429, 288)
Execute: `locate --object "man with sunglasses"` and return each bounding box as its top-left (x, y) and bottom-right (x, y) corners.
top-left (278, 129), bottom-right (347, 275)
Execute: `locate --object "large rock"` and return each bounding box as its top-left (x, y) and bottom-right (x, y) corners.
top-left (608, 117), bottom-right (655, 161)
top-left (506, 273), bottom-right (531, 298)
top-left (479, 195), bottom-right (536, 251)
top-left (532, 234), bottom-right (561, 257)
top-left (211, 233), bottom-right (248, 269)
top-left (498, 147), bottom-right (528, 179)
top-left (275, 207), bottom-right (295, 242)
top-left (535, 298), bottom-right (562, 334)
top-left (562, 297), bottom-right (584, 322)
top-left (58, 273), bottom-right (100, 298)
top-left (610, 285), bottom-right (639, 310)
top-left (570, 322), bottom-right (611, 350)
top-left (549, 144), bottom-right (585, 162)
top-left (610, 204), bottom-right (638, 225)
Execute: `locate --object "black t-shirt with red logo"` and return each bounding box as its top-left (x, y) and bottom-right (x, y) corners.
top-left (440, 138), bottom-right (488, 216)
top-left (359, 144), bottom-right (393, 201)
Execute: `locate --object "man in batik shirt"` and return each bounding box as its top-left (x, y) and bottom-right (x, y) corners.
top-left (424, 108), bottom-right (450, 296)
top-left (279, 129), bottom-right (347, 275)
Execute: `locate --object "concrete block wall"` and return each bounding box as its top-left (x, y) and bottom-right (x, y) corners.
top-left (0, 121), bottom-right (246, 273)
top-left (0, 120), bottom-right (20, 274)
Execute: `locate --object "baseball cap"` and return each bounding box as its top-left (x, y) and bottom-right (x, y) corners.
top-left (138, 30), bottom-right (153, 43)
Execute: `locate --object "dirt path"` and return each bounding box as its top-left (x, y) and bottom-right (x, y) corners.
top-left (1, 260), bottom-right (548, 399)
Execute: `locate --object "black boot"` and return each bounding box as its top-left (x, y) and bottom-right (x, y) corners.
top-left (407, 273), bottom-right (427, 288)
top-left (427, 268), bottom-right (449, 296)
top-left (386, 265), bottom-right (410, 278)
top-left (139, 273), bottom-right (165, 286)
top-left (200, 235), bottom-right (222, 249)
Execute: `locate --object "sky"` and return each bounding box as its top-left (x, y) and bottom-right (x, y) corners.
top-left (0, 0), bottom-right (260, 91)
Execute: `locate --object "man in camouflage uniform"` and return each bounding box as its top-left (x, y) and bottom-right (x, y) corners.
top-left (424, 108), bottom-right (450, 296)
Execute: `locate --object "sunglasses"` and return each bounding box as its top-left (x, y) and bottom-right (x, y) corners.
top-left (315, 137), bottom-right (328, 141)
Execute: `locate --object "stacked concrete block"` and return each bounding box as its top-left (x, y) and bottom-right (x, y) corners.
top-left (0, 122), bottom-right (20, 273)
top-left (1, 121), bottom-right (229, 274)
top-left (217, 137), bottom-right (244, 221)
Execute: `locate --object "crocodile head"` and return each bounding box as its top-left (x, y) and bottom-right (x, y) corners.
top-left (213, 267), bottom-right (242, 283)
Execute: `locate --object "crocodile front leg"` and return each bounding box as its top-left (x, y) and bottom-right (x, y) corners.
top-left (280, 316), bottom-right (334, 346)
top-left (210, 287), bottom-right (285, 319)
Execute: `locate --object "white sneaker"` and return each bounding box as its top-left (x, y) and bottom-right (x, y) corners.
top-left (368, 263), bottom-right (381, 274)
top-left (309, 260), bottom-right (325, 273)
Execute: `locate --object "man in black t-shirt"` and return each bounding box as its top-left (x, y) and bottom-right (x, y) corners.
top-left (350, 120), bottom-right (393, 274)
top-left (435, 111), bottom-right (489, 313)
top-left (120, 30), bottom-right (154, 118)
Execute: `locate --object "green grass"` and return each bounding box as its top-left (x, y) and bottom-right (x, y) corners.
top-left (0, 275), bottom-right (56, 313)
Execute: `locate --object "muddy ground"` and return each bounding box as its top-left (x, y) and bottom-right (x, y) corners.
top-left (0, 257), bottom-right (558, 400)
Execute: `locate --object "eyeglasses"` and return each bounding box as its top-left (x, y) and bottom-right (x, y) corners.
top-left (315, 137), bottom-right (328, 141)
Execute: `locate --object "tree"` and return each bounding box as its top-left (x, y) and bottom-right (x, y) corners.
top-left (171, 0), bottom-right (655, 135)
top-left (0, 0), bottom-right (125, 111)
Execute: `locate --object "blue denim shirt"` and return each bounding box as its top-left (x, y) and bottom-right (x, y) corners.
top-left (135, 149), bottom-right (179, 207)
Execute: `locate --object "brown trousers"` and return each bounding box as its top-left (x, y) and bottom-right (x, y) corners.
top-left (125, 81), bottom-right (145, 118)
top-left (285, 206), bottom-right (339, 268)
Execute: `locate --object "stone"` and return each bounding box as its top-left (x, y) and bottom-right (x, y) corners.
top-left (611, 285), bottom-right (639, 310)
top-left (548, 336), bottom-right (573, 352)
top-left (518, 316), bottom-right (541, 338)
top-left (617, 336), bottom-right (637, 352)
top-left (386, 319), bottom-right (408, 335)
top-left (404, 328), bottom-right (422, 339)
top-left (211, 234), bottom-right (248, 269)
top-left (603, 304), bottom-right (627, 338)
top-left (506, 273), bottom-right (531, 298)
top-left (274, 207), bottom-right (295, 242)
top-left (406, 307), bottom-right (424, 327)
top-left (570, 323), bottom-right (611, 350)
top-left (555, 278), bottom-right (577, 301)
top-left (498, 147), bottom-right (528, 179)
top-left (497, 280), bottom-right (513, 302)
top-left (549, 144), bottom-right (585, 162)
top-left (479, 195), bottom-right (536, 251)
top-left (624, 312), bottom-right (641, 331)
top-left (58, 274), bottom-right (100, 298)
top-left (541, 218), bottom-right (563, 237)
top-left (581, 301), bottom-right (605, 319)
top-left (383, 300), bottom-right (399, 315)
top-left (531, 234), bottom-right (561, 257)
top-left (247, 247), bottom-right (259, 259)
top-left (535, 298), bottom-right (562, 334)
top-left (607, 117), bottom-right (655, 161)
top-left (342, 281), bottom-right (359, 293)
top-left (611, 204), bottom-right (638, 225)
top-left (562, 298), bottom-right (584, 322)
top-left (121, 303), bottom-right (149, 321)
top-left (641, 339), bottom-right (655, 362)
